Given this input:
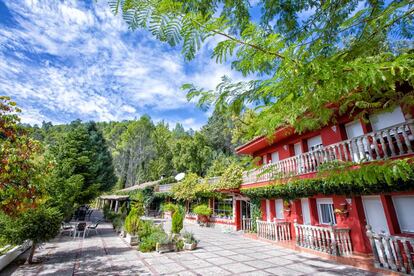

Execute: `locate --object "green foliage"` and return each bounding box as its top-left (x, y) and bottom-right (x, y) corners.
top-left (163, 203), bottom-right (185, 234)
top-left (111, 0), bottom-right (414, 141)
top-left (137, 220), bottom-right (168, 252)
top-left (182, 231), bottom-right (197, 244)
top-left (0, 96), bottom-right (50, 215)
top-left (48, 120), bottom-right (116, 209)
top-left (215, 163), bottom-right (243, 190)
top-left (192, 204), bottom-right (212, 216)
top-left (124, 207), bottom-right (141, 235)
top-left (250, 198), bottom-right (262, 233)
top-left (241, 159), bottom-right (414, 200)
top-left (139, 230), bottom-right (168, 252)
top-left (171, 173), bottom-right (200, 201)
top-left (171, 132), bottom-right (213, 176)
top-left (0, 206), bottom-right (62, 245)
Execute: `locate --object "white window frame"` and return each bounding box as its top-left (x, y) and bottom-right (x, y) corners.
top-left (275, 199), bottom-right (284, 219)
top-left (266, 199), bottom-right (271, 222)
top-left (392, 195), bottom-right (414, 233)
top-left (316, 198), bottom-right (336, 225)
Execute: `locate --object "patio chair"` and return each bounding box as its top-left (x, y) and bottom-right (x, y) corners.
top-left (86, 209), bottom-right (93, 219)
top-left (60, 222), bottom-right (74, 236)
top-left (84, 220), bottom-right (102, 237)
top-left (73, 222), bottom-right (87, 239)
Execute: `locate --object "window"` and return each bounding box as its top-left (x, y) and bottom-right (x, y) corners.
top-left (393, 196), bottom-right (414, 233)
top-left (294, 143), bottom-right (302, 156)
top-left (369, 106), bottom-right (406, 131)
top-left (307, 135), bottom-right (323, 152)
top-left (345, 120), bottom-right (364, 139)
top-left (275, 199), bottom-right (284, 219)
top-left (263, 155), bottom-right (267, 164)
top-left (213, 197), bottom-right (233, 219)
top-left (271, 151), bottom-right (279, 163)
top-left (317, 198), bottom-right (336, 225)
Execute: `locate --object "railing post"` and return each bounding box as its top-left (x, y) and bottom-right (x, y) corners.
top-left (294, 219), bottom-right (299, 246)
top-left (329, 224), bottom-right (338, 256)
top-left (366, 225), bottom-right (381, 269)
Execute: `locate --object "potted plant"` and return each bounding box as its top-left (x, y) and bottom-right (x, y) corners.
top-left (193, 204), bottom-right (212, 226)
top-left (156, 234), bottom-right (175, 253)
top-left (124, 207), bottom-right (141, 246)
top-left (182, 232), bottom-right (197, 250)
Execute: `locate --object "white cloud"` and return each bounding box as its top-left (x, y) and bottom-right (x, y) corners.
top-left (0, 0), bottom-right (244, 128)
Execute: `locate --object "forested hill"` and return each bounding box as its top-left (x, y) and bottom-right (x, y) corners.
top-left (27, 110), bottom-right (239, 190)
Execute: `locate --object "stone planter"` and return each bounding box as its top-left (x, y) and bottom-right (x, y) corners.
top-left (183, 242), bottom-right (197, 251)
top-left (124, 233), bottom-right (139, 246)
top-left (0, 241), bottom-right (32, 271)
top-left (156, 242), bottom-right (175, 253)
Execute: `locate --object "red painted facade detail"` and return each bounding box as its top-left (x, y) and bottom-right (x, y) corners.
top-left (234, 107), bottom-right (414, 255)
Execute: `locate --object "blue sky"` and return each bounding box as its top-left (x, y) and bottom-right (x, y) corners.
top-left (0, 0), bottom-right (244, 130)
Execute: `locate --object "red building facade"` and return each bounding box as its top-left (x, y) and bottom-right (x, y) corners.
top-left (233, 106), bottom-right (414, 256)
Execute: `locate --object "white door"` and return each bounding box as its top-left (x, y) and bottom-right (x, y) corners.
top-left (275, 199), bottom-right (284, 219)
top-left (392, 195), bottom-right (414, 233)
top-left (301, 198), bottom-right (311, 225)
top-left (266, 199), bottom-right (271, 222)
top-left (345, 120), bottom-right (365, 162)
top-left (362, 196), bottom-right (389, 234)
top-left (271, 151), bottom-right (279, 163)
top-left (294, 142), bottom-right (302, 156)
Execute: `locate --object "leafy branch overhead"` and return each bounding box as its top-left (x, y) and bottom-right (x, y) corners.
top-left (110, 0), bottom-right (414, 140)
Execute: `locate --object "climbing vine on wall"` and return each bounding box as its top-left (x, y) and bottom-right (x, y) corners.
top-left (214, 163), bottom-right (243, 190)
top-left (241, 159), bottom-right (414, 200)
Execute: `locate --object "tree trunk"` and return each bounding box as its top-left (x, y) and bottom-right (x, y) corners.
top-left (27, 243), bottom-right (36, 264)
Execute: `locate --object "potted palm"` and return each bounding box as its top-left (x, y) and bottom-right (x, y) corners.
top-left (193, 204), bottom-right (212, 227)
top-left (182, 232), bottom-right (197, 250)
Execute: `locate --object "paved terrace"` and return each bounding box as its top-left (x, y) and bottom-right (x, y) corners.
top-left (3, 213), bottom-right (381, 276)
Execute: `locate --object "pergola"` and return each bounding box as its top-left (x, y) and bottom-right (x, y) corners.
top-left (98, 195), bottom-right (130, 212)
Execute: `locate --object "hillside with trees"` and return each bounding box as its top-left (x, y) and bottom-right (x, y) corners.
top-left (28, 109), bottom-right (238, 190)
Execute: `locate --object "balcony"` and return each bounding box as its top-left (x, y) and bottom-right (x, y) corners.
top-left (242, 121), bottom-right (414, 185)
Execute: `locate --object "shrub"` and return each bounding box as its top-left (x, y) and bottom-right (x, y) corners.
top-left (124, 207), bottom-right (140, 235)
top-left (182, 232), bottom-right (197, 244)
top-left (139, 231), bottom-right (168, 252)
top-left (163, 203), bottom-right (184, 234)
top-left (193, 204), bottom-right (212, 216)
top-left (0, 206), bottom-right (62, 263)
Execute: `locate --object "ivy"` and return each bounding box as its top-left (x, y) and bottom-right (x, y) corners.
top-left (241, 159), bottom-right (414, 200)
top-left (214, 163), bottom-right (243, 190)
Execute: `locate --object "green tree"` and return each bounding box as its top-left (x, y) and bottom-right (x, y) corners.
top-left (50, 120), bottom-right (116, 208)
top-left (116, 116), bottom-right (155, 188)
top-left (201, 109), bottom-right (234, 154)
top-left (148, 122), bottom-right (174, 180)
top-left (0, 97), bottom-right (62, 264)
top-left (172, 132), bottom-right (213, 176)
top-left (111, 0), bottom-right (414, 139)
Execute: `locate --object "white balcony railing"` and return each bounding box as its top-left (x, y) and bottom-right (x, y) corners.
top-left (243, 121), bottom-right (414, 185)
top-left (366, 225), bottom-right (414, 274)
top-left (294, 222), bottom-right (352, 256)
top-left (256, 220), bottom-right (291, 241)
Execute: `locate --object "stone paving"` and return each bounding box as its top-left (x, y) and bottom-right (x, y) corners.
top-left (3, 214), bottom-right (381, 276)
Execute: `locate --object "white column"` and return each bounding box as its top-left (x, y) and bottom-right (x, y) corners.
top-left (115, 200), bottom-right (119, 213)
